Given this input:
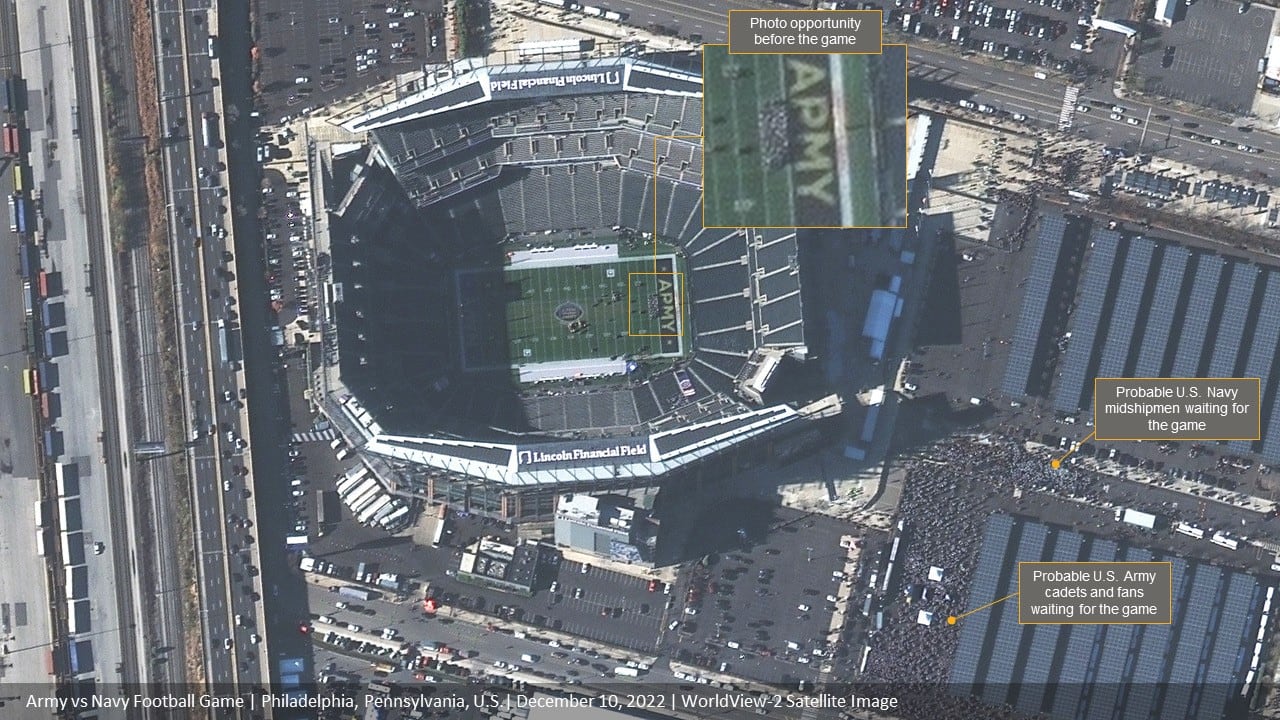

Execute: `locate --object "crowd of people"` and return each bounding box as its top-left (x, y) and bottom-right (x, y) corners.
top-left (846, 432), bottom-right (1280, 718)
top-left (854, 436), bottom-right (1141, 718)
top-left (759, 100), bottom-right (794, 169)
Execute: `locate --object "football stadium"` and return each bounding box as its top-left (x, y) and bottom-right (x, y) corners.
top-left (318, 49), bottom-right (836, 525)
top-left (702, 44), bottom-right (908, 228)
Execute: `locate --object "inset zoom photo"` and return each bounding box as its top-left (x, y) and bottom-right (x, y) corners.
top-left (702, 44), bottom-right (908, 229)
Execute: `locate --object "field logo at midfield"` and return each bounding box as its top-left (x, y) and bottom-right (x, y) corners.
top-left (658, 277), bottom-right (679, 334)
top-left (786, 58), bottom-right (835, 209)
top-left (554, 301), bottom-right (585, 324)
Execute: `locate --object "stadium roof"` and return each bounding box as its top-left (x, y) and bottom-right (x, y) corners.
top-left (364, 404), bottom-right (799, 485)
top-left (342, 56), bottom-right (702, 133)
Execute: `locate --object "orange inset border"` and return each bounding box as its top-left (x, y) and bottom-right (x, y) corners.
top-left (695, 43), bottom-right (912, 230)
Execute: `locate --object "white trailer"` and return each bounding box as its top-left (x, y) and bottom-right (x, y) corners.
top-left (1115, 508), bottom-right (1158, 530)
top-left (380, 505), bottom-right (410, 530)
top-left (343, 477), bottom-right (379, 505)
top-left (370, 501), bottom-right (398, 526)
top-left (350, 491), bottom-right (385, 516)
top-left (358, 496), bottom-right (393, 525)
top-left (336, 472), bottom-right (364, 496)
top-left (345, 482), bottom-right (382, 512)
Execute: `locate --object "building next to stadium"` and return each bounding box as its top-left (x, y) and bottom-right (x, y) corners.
top-left (309, 49), bottom-right (839, 527)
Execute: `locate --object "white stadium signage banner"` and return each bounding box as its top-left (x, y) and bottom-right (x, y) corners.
top-left (517, 441), bottom-right (648, 466)
top-left (491, 69), bottom-right (623, 94)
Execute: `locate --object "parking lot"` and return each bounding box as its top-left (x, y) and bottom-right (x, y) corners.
top-left (905, 203), bottom-right (1280, 499)
top-left (254, 157), bottom-right (329, 544)
top-left (662, 512), bottom-right (857, 685)
top-left (256, 0), bottom-right (443, 122)
top-left (306, 512), bottom-right (670, 653)
top-left (433, 557), bottom-right (669, 654)
top-left (886, 0), bottom-right (1105, 78)
top-left (1133, 0), bottom-right (1273, 113)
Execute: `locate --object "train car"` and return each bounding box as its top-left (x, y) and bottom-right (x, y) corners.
top-left (14, 194), bottom-right (27, 234)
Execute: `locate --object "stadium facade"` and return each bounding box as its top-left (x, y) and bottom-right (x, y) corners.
top-left (320, 50), bottom-right (828, 524)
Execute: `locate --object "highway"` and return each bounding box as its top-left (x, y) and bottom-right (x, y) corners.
top-left (905, 44), bottom-right (1280, 181)
top-left (150, 0), bottom-right (265, 698)
top-left (606, 0), bottom-right (769, 42)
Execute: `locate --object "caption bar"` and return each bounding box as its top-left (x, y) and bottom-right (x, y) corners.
top-left (1093, 378), bottom-right (1260, 441)
top-left (1018, 562), bottom-right (1172, 624)
top-left (728, 11), bottom-right (883, 54)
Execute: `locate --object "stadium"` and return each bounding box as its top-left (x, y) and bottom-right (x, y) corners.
top-left (316, 49), bottom-right (839, 528)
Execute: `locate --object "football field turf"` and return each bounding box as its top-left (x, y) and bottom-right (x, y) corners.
top-left (702, 45), bottom-right (905, 228)
top-left (456, 256), bottom-right (685, 372)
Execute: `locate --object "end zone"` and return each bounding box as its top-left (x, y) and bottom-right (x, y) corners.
top-left (627, 261), bottom-right (685, 355)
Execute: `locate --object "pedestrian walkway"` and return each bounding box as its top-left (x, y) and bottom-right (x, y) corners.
top-left (292, 428), bottom-right (337, 444)
top-left (1058, 86), bottom-right (1080, 130)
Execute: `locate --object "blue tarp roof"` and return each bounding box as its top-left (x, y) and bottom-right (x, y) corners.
top-left (862, 289), bottom-right (898, 360)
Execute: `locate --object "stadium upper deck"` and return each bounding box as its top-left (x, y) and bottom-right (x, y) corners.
top-left (340, 55), bottom-right (702, 133)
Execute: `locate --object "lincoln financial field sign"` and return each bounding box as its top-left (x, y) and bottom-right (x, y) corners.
top-left (490, 69), bottom-right (624, 98)
top-left (517, 441), bottom-right (650, 467)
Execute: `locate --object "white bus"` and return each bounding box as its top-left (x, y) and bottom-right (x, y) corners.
top-left (370, 501), bottom-right (398, 526)
top-left (336, 473), bottom-right (364, 496)
top-left (1211, 532), bottom-right (1239, 551)
top-left (1175, 522), bottom-right (1205, 539)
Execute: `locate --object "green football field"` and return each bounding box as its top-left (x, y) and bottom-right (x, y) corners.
top-left (456, 255), bottom-right (686, 372)
top-left (702, 46), bottom-right (896, 228)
